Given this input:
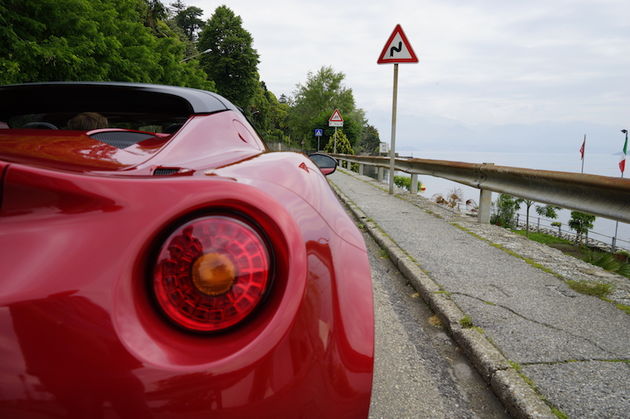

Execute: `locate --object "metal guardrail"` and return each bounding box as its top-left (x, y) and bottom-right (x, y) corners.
top-left (331, 154), bottom-right (630, 225)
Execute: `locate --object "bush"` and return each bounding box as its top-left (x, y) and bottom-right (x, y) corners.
top-left (324, 129), bottom-right (354, 155)
top-left (491, 194), bottom-right (523, 227)
top-left (584, 249), bottom-right (630, 278)
top-left (394, 175), bottom-right (411, 191)
top-left (568, 211), bottom-right (596, 244)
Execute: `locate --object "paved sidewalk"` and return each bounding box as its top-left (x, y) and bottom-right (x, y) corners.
top-left (330, 169), bottom-right (630, 419)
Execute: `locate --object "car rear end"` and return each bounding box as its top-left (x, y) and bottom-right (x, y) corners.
top-left (0, 83), bottom-right (373, 417)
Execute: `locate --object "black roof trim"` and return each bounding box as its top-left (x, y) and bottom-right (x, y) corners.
top-left (0, 82), bottom-right (238, 119)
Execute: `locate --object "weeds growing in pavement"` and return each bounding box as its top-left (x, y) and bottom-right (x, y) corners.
top-left (566, 280), bottom-right (613, 297)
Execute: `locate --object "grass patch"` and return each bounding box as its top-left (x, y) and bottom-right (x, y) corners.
top-left (513, 230), bottom-right (573, 246)
top-left (514, 230), bottom-right (630, 279)
top-left (459, 315), bottom-right (474, 328)
top-left (378, 249), bottom-right (389, 259)
top-left (550, 407), bottom-right (569, 419)
top-left (615, 303), bottom-right (630, 315)
top-left (566, 280), bottom-right (613, 297)
top-left (508, 361), bottom-right (522, 372)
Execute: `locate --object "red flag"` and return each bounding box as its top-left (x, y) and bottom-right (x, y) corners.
top-left (579, 138), bottom-right (585, 160)
top-left (620, 158), bottom-right (626, 174)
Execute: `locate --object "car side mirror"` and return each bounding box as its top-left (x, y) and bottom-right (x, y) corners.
top-left (308, 153), bottom-right (337, 176)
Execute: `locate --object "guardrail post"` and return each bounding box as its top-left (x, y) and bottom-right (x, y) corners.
top-left (478, 189), bottom-right (492, 223)
top-left (359, 163), bottom-right (364, 175)
top-left (378, 167), bottom-right (384, 182)
top-left (410, 174), bottom-right (418, 194)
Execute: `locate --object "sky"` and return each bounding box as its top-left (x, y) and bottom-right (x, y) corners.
top-left (185, 0), bottom-right (630, 157)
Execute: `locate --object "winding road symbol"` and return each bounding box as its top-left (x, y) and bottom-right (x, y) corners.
top-left (390, 42), bottom-right (403, 57)
top-left (377, 24), bottom-right (419, 64)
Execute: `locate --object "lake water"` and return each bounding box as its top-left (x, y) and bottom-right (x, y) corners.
top-left (390, 149), bottom-right (630, 251)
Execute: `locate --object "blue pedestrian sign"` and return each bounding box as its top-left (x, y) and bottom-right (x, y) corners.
top-left (314, 129), bottom-right (323, 136)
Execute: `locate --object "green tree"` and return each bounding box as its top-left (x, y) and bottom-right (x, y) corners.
top-left (491, 194), bottom-right (523, 228)
top-left (535, 204), bottom-right (560, 219)
top-left (568, 211), bottom-right (596, 244)
top-left (197, 6), bottom-right (260, 108)
top-left (324, 130), bottom-right (353, 155)
top-left (172, 5), bottom-right (205, 41)
top-left (169, 0), bottom-right (186, 13)
top-left (247, 81), bottom-right (291, 145)
top-left (0, 0), bottom-right (212, 89)
top-left (533, 203), bottom-right (561, 235)
top-left (359, 124), bottom-right (381, 154)
top-left (289, 66), bottom-right (366, 150)
top-left (143, 0), bottom-right (168, 31)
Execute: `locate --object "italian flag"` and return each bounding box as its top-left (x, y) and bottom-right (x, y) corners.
top-left (620, 133), bottom-right (628, 174)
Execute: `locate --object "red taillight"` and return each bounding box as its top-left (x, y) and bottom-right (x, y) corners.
top-left (153, 216), bottom-right (271, 332)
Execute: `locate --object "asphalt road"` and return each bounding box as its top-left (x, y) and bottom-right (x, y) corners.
top-left (363, 228), bottom-right (509, 419)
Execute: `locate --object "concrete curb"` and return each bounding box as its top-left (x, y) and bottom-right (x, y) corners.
top-left (330, 174), bottom-right (556, 419)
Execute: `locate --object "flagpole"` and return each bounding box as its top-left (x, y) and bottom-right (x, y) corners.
top-left (612, 170), bottom-right (622, 252)
top-left (612, 129), bottom-right (628, 252)
top-left (580, 134), bottom-right (586, 174)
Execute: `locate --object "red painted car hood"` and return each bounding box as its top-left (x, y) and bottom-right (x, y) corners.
top-left (0, 129), bottom-right (167, 172)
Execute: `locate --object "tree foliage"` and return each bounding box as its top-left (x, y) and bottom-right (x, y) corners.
top-left (491, 194), bottom-right (523, 228)
top-left (171, 5), bottom-right (205, 41)
top-left (248, 81), bottom-right (291, 145)
top-left (359, 124), bottom-right (381, 154)
top-left (0, 1), bottom-right (380, 151)
top-left (0, 0), bottom-right (212, 89)
top-left (568, 211), bottom-right (596, 244)
top-left (197, 6), bottom-right (260, 108)
top-left (535, 204), bottom-right (560, 219)
top-left (289, 66), bottom-right (365, 150)
top-left (324, 129), bottom-right (354, 155)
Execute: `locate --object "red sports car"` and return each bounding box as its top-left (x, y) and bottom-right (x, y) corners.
top-left (0, 82), bottom-right (374, 418)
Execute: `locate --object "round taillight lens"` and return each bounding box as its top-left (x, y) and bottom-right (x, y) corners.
top-left (153, 216), bottom-right (271, 332)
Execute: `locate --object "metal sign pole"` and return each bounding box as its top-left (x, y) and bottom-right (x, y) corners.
top-left (388, 63), bottom-right (399, 194)
top-left (334, 127), bottom-right (338, 154)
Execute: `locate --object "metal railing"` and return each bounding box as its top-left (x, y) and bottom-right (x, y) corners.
top-left (331, 154), bottom-right (630, 226)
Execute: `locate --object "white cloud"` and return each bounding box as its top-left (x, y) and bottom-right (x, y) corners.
top-left (185, 0), bottom-right (630, 151)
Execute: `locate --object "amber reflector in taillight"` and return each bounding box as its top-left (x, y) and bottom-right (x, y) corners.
top-left (153, 216), bottom-right (271, 332)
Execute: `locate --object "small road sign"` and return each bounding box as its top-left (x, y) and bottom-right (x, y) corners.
top-left (329, 109), bottom-right (344, 127)
top-left (377, 24), bottom-right (418, 64)
top-left (314, 128), bottom-right (323, 136)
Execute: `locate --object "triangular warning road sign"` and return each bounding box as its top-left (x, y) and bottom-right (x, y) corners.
top-left (377, 24), bottom-right (419, 64)
top-left (329, 109), bottom-right (344, 122)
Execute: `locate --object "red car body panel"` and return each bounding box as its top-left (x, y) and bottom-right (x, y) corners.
top-left (0, 83), bottom-right (373, 418)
